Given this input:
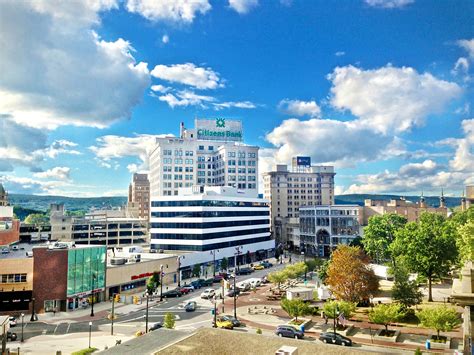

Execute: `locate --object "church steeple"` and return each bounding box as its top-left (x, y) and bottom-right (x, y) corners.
top-left (461, 190), bottom-right (467, 211)
top-left (420, 191), bottom-right (426, 208)
top-left (0, 183), bottom-right (8, 207)
top-left (439, 189), bottom-right (446, 208)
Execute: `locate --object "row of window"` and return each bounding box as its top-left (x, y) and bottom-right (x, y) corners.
top-left (151, 219), bottom-right (269, 229)
top-left (227, 152), bottom-right (256, 158)
top-left (151, 227), bottom-right (269, 240)
top-left (152, 200), bottom-right (268, 207)
top-left (152, 210), bottom-right (269, 218)
top-left (227, 160), bottom-right (257, 166)
top-left (151, 235), bottom-right (271, 252)
top-left (1, 274), bottom-right (27, 283)
top-left (163, 150), bottom-right (195, 156)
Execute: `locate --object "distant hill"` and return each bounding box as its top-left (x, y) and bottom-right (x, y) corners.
top-left (9, 194), bottom-right (127, 213)
top-left (335, 194), bottom-right (461, 208)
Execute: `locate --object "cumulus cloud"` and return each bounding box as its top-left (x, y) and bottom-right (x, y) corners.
top-left (457, 39), bottom-right (474, 59)
top-left (213, 101), bottom-right (256, 109)
top-left (151, 63), bottom-right (223, 90)
top-left (127, 164), bottom-right (139, 173)
top-left (158, 90), bottom-right (216, 108)
top-left (90, 133), bottom-right (173, 170)
top-left (162, 34), bottom-right (169, 44)
top-left (0, 175), bottom-right (69, 195)
top-left (126, 0), bottom-right (211, 23)
top-left (33, 167), bottom-right (71, 181)
top-left (328, 65), bottom-right (462, 134)
top-left (151, 84), bottom-right (172, 93)
top-left (452, 57), bottom-right (470, 76)
top-left (228, 0), bottom-right (259, 14)
top-left (0, 1), bottom-right (150, 130)
top-left (278, 99), bottom-right (321, 118)
top-left (266, 118), bottom-right (396, 167)
top-left (365, 0), bottom-right (414, 9)
top-left (444, 119), bottom-right (474, 173)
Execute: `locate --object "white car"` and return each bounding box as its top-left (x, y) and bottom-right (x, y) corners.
top-left (201, 288), bottom-right (215, 299)
top-left (9, 317), bottom-right (17, 327)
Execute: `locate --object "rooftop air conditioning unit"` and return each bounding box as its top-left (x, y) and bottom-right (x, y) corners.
top-left (110, 257), bottom-right (127, 265)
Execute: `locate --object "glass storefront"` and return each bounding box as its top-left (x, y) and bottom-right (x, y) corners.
top-left (66, 246), bottom-right (106, 310)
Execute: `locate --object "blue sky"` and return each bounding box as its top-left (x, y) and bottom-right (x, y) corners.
top-left (0, 0), bottom-right (473, 197)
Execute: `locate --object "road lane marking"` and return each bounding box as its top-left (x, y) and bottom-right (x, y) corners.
top-left (66, 323), bottom-right (71, 333)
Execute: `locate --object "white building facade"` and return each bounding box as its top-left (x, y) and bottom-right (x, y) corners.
top-left (299, 204), bottom-right (361, 257)
top-left (150, 186), bottom-right (274, 274)
top-left (149, 119), bottom-right (259, 198)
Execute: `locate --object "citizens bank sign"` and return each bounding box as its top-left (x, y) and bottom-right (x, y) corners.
top-left (196, 118), bottom-right (243, 142)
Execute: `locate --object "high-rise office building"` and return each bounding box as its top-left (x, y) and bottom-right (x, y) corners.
top-left (149, 119), bottom-right (259, 198)
top-left (128, 173), bottom-right (150, 220)
top-left (262, 158), bottom-right (335, 248)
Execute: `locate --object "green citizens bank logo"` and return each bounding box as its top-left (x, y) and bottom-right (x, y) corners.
top-left (216, 118), bottom-right (225, 128)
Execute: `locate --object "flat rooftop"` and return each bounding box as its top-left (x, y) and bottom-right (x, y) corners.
top-left (0, 241), bottom-right (104, 260)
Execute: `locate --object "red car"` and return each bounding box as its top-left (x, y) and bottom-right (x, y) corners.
top-left (179, 287), bottom-right (192, 294)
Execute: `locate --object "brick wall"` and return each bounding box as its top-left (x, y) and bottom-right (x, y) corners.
top-left (0, 219), bottom-right (20, 246)
top-left (33, 247), bottom-right (68, 313)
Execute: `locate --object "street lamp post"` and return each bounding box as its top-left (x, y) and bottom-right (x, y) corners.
top-left (30, 298), bottom-right (36, 322)
top-left (177, 256), bottom-right (185, 287)
top-left (21, 313), bottom-right (24, 342)
top-left (160, 264), bottom-right (164, 302)
top-left (233, 274), bottom-right (237, 319)
top-left (145, 292), bottom-right (149, 333)
top-left (234, 246), bottom-right (242, 273)
top-left (213, 295), bottom-right (217, 328)
top-left (210, 249), bottom-right (219, 277)
top-left (111, 293), bottom-right (116, 335)
top-left (301, 250), bottom-right (307, 281)
top-left (88, 321), bottom-right (92, 349)
top-left (90, 273), bottom-right (96, 317)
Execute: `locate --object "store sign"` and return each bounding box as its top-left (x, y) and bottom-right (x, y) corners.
top-left (131, 272), bottom-right (154, 280)
top-left (196, 118), bottom-right (243, 142)
top-left (296, 156), bottom-right (311, 166)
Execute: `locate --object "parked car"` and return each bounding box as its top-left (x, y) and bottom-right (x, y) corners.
top-left (236, 282), bottom-right (251, 292)
top-left (220, 315), bottom-right (241, 327)
top-left (201, 279), bottom-right (214, 287)
top-left (9, 317), bottom-right (17, 327)
top-left (319, 332), bottom-right (352, 346)
top-left (248, 279), bottom-right (261, 288)
top-left (213, 275), bottom-right (224, 282)
top-left (201, 288), bottom-right (215, 299)
top-left (11, 245), bottom-right (19, 251)
top-left (162, 289), bottom-right (183, 298)
top-left (215, 317), bottom-right (234, 330)
top-left (7, 331), bottom-right (17, 341)
top-left (275, 325), bottom-right (304, 339)
top-left (184, 301), bottom-right (197, 312)
top-left (190, 280), bottom-right (203, 289)
top-left (260, 276), bottom-right (269, 284)
top-left (1, 248), bottom-right (9, 254)
top-left (260, 261), bottom-right (273, 268)
top-left (149, 323), bottom-right (162, 331)
top-left (252, 264), bottom-right (265, 270)
top-left (236, 267), bottom-right (253, 275)
top-left (179, 287), bottom-right (192, 295)
top-left (226, 288), bottom-right (240, 297)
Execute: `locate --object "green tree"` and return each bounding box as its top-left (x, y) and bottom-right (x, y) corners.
top-left (220, 257), bottom-right (228, 271)
top-left (391, 265), bottom-right (423, 309)
top-left (326, 245), bottom-right (379, 302)
top-left (417, 306), bottom-right (460, 340)
top-left (392, 212), bottom-right (458, 302)
top-left (280, 298), bottom-right (311, 322)
top-left (192, 264), bottom-right (201, 278)
top-left (163, 312), bottom-right (176, 329)
top-left (318, 260), bottom-right (330, 284)
top-left (323, 300), bottom-right (356, 320)
top-left (24, 213), bottom-right (49, 225)
top-left (267, 271), bottom-right (288, 291)
top-left (362, 213), bottom-right (407, 265)
top-left (368, 303), bottom-right (405, 333)
top-left (284, 262), bottom-right (307, 280)
top-left (146, 271), bottom-right (160, 293)
top-left (305, 258), bottom-right (324, 272)
top-left (457, 220), bottom-right (474, 264)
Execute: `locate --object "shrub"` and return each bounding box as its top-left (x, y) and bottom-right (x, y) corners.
top-left (256, 328), bottom-right (262, 334)
top-left (164, 312), bottom-right (176, 329)
top-left (71, 348), bottom-right (98, 355)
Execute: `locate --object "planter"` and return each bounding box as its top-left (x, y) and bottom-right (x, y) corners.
top-left (287, 318), bottom-right (312, 331)
top-left (373, 328), bottom-right (400, 343)
top-left (428, 335), bottom-right (451, 350)
top-left (337, 324), bottom-right (355, 337)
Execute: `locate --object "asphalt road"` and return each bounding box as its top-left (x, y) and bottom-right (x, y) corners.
top-left (11, 261), bottom-right (287, 341)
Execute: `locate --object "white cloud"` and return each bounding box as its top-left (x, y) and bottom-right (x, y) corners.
top-left (127, 164), bottom-right (139, 173)
top-left (213, 101), bottom-right (256, 109)
top-left (365, 0), bottom-right (414, 9)
top-left (162, 34), bottom-right (169, 44)
top-left (90, 133), bottom-right (173, 169)
top-left (266, 118), bottom-right (395, 168)
top-left (335, 51), bottom-right (346, 57)
top-left (151, 84), bottom-right (172, 93)
top-left (228, 0), bottom-right (258, 14)
top-left (33, 167), bottom-right (71, 181)
top-left (158, 90), bottom-right (216, 108)
top-left (126, 0), bottom-right (211, 23)
top-left (151, 63), bottom-right (223, 90)
top-left (0, 0), bottom-right (150, 130)
top-left (447, 119), bottom-right (474, 173)
top-left (278, 99), bottom-right (321, 118)
top-left (345, 160), bottom-right (473, 195)
top-left (328, 65), bottom-right (462, 134)
top-left (0, 175), bottom-right (69, 195)
top-left (452, 57), bottom-right (470, 76)
top-left (457, 39), bottom-right (474, 59)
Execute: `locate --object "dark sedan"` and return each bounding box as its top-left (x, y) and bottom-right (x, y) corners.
top-left (236, 267), bottom-right (253, 275)
top-left (162, 289), bottom-right (183, 298)
top-left (7, 331), bottom-right (17, 341)
top-left (319, 332), bottom-right (352, 346)
top-left (275, 325), bottom-right (304, 339)
top-left (185, 301), bottom-right (197, 312)
top-left (226, 288), bottom-right (241, 297)
top-left (149, 323), bottom-right (162, 331)
top-left (221, 315), bottom-right (241, 327)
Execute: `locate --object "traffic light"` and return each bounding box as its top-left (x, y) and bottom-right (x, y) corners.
top-left (114, 294), bottom-right (120, 303)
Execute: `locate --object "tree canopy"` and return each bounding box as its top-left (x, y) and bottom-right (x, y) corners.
top-left (24, 213), bottom-right (49, 225)
top-left (391, 264), bottom-right (423, 309)
top-left (369, 303), bottom-right (405, 332)
top-left (280, 298), bottom-right (311, 322)
top-left (267, 271), bottom-right (288, 290)
top-left (323, 300), bottom-right (356, 319)
top-left (417, 306), bottom-right (460, 340)
top-left (326, 245), bottom-right (379, 302)
top-left (392, 212), bottom-right (458, 302)
top-left (362, 213), bottom-right (407, 264)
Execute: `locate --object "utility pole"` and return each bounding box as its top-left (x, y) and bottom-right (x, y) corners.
top-left (145, 293), bottom-right (149, 333)
top-left (160, 264), bottom-right (164, 302)
top-left (111, 293), bottom-right (115, 335)
top-left (233, 275), bottom-right (237, 319)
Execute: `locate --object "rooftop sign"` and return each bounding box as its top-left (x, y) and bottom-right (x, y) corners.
top-left (196, 118), bottom-right (243, 142)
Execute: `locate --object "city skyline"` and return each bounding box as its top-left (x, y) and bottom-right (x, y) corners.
top-left (1, 0), bottom-right (473, 197)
